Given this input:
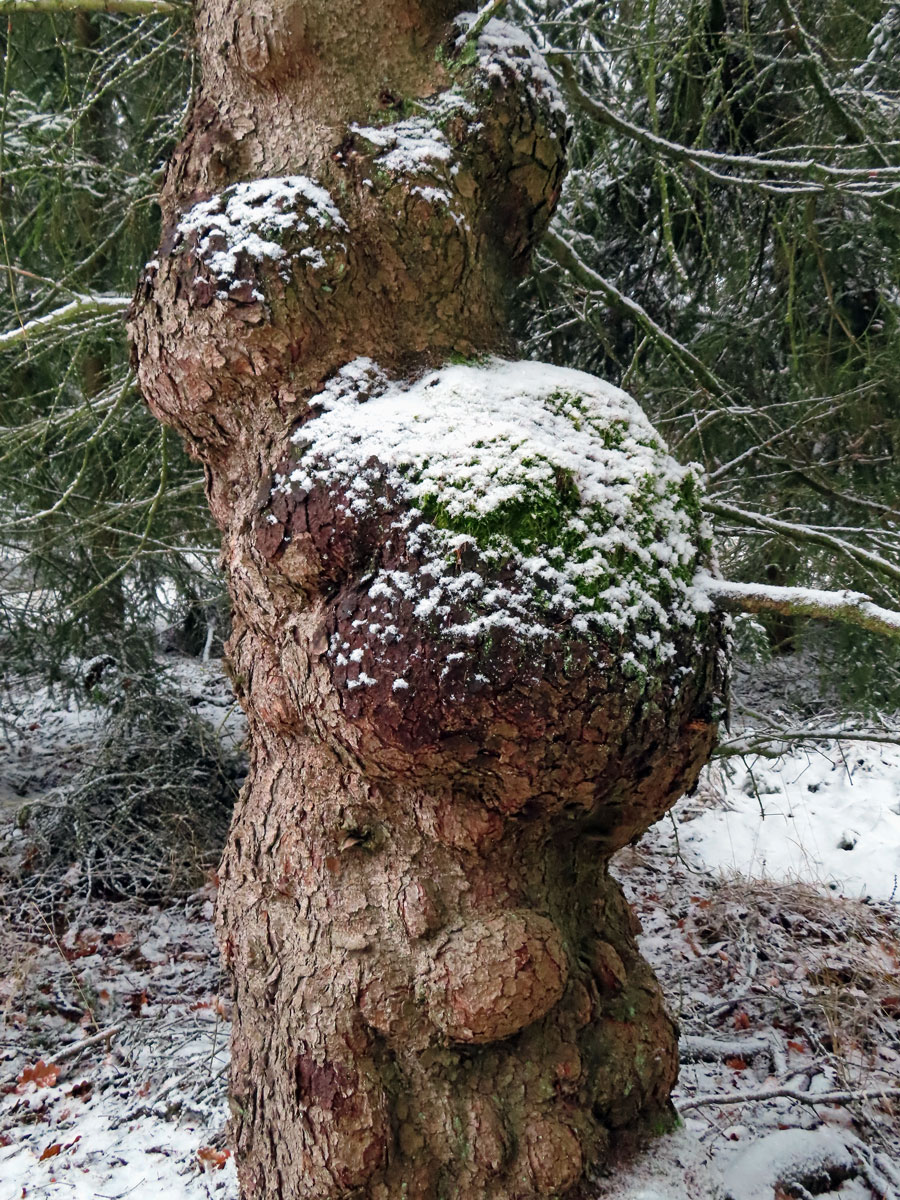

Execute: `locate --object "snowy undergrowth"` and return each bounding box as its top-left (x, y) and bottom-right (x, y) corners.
top-left (286, 358), bottom-right (709, 657)
top-left (611, 789), bottom-right (900, 1200)
top-left (3, 664), bottom-right (898, 1199)
top-left (0, 659), bottom-right (246, 913)
top-left (0, 889), bottom-right (235, 1200)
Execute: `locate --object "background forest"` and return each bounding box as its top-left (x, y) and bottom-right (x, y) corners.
top-left (2, 0), bottom-right (899, 708)
top-left (0, 5), bottom-right (899, 1197)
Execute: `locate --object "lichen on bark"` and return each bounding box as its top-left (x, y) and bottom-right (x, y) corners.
top-left (128, 3), bottom-right (727, 1197)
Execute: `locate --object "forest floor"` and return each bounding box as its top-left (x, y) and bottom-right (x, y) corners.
top-left (0, 656), bottom-right (898, 1200)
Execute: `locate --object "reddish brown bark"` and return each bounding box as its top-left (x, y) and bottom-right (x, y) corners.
top-left (129, 2), bottom-right (725, 1196)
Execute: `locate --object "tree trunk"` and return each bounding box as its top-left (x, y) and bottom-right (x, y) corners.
top-left (129, 2), bottom-right (725, 1195)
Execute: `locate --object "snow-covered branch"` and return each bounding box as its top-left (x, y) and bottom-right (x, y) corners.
top-left (465, 0), bottom-right (508, 40)
top-left (703, 576), bottom-right (900, 641)
top-left (0, 0), bottom-right (182, 12)
top-left (0, 295), bottom-right (131, 350)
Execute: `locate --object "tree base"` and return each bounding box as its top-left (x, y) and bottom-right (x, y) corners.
top-left (217, 734), bottom-right (681, 1200)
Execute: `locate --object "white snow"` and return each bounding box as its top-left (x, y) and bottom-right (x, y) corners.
top-left (350, 117), bottom-right (452, 175)
top-left (0, 891), bottom-right (236, 1200)
top-left (175, 176), bottom-right (345, 290)
top-left (721, 1127), bottom-right (856, 1200)
top-left (0, 1079), bottom-right (236, 1200)
top-left (460, 15), bottom-right (567, 120)
top-left (679, 738), bottom-right (900, 901)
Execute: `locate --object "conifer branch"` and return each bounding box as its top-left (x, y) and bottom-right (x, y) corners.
top-left (702, 576), bottom-right (900, 641)
top-left (543, 228), bottom-right (730, 401)
top-left (548, 52), bottom-right (900, 193)
top-left (704, 501), bottom-right (900, 588)
top-left (0, 294), bottom-right (130, 350)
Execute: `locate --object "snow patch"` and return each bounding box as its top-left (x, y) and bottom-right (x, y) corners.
top-left (721, 1128), bottom-right (856, 1200)
top-left (175, 176), bottom-right (345, 292)
top-left (681, 738), bottom-right (900, 901)
top-left (457, 14), bottom-right (567, 119)
top-left (349, 116), bottom-right (452, 175)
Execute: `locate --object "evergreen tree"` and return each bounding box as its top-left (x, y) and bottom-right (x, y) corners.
top-left (0, 6), bottom-right (215, 688)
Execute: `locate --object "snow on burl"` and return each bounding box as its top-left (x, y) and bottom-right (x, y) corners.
top-left (280, 357), bottom-right (712, 671)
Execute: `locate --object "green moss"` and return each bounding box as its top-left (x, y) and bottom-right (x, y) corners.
top-left (394, 385), bottom-right (707, 659)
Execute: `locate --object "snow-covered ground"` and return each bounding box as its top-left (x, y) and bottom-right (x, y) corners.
top-left (679, 740), bottom-right (900, 903)
top-left (1, 660), bottom-right (898, 1199)
top-left (0, 893), bottom-right (236, 1200)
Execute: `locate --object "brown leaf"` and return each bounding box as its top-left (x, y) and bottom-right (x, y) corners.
top-left (127, 990), bottom-right (148, 1015)
top-left (197, 1146), bottom-right (231, 1170)
top-left (725, 1057), bottom-right (747, 1071)
top-left (39, 1143), bottom-right (62, 1161)
top-left (17, 1060), bottom-right (60, 1091)
top-left (733, 1010), bottom-right (751, 1030)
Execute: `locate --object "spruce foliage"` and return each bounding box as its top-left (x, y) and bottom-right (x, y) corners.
top-left (0, 9), bottom-right (216, 688)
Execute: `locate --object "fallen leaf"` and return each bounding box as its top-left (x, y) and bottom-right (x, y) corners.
top-left (733, 1011), bottom-right (751, 1030)
top-left (17, 1060), bottom-right (60, 1091)
top-left (725, 1057), bottom-right (747, 1071)
top-left (39, 1144), bottom-right (62, 1161)
top-left (197, 1146), bottom-right (231, 1170)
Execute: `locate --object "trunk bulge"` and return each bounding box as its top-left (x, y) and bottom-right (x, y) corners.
top-left (129, 2), bottom-right (726, 1196)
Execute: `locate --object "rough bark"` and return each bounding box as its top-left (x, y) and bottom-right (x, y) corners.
top-left (129, 2), bottom-right (726, 1196)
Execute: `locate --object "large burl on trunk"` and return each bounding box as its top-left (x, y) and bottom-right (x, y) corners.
top-left (129, 1), bottom-right (727, 1196)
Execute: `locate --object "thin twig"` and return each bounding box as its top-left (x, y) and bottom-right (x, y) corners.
top-left (679, 1084), bottom-right (900, 1111)
top-left (51, 1023), bottom-right (123, 1064)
